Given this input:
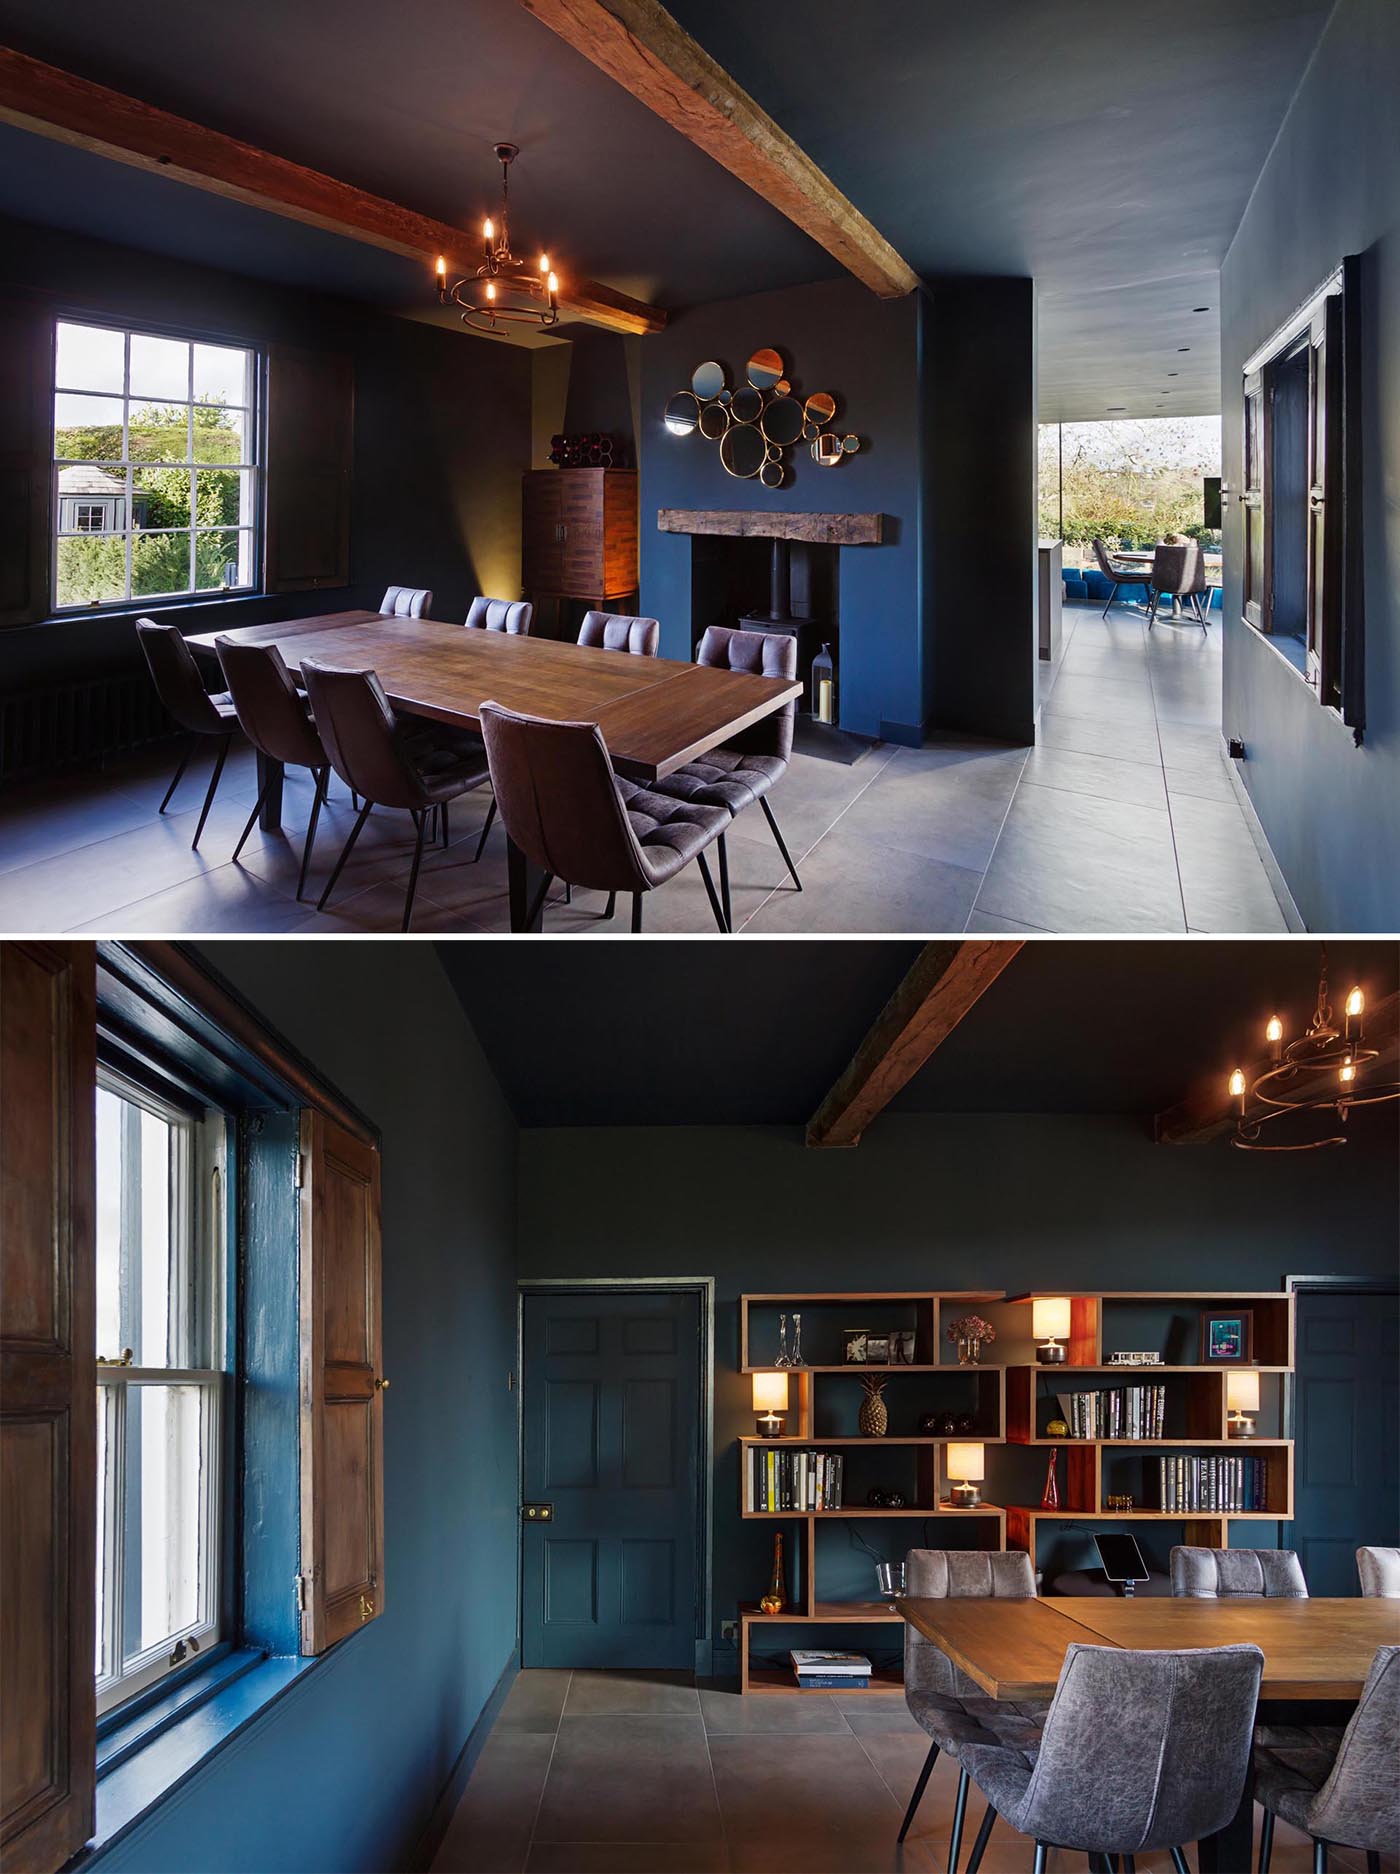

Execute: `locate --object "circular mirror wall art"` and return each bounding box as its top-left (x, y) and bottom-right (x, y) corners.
top-left (691, 360), bottom-right (727, 400)
top-left (720, 422), bottom-right (766, 479)
top-left (746, 347), bottom-right (784, 392)
top-left (665, 349), bottom-right (860, 483)
top-left (664, 391), bottom-right (700, 437)
top-left (760, 395), bottom-right (805, 448)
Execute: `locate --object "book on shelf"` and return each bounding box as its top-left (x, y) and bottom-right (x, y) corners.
top-left (795, 1674), bottom-right (872, 1688)
top-left (790, 1649), bottom-right (871, 1687)
top-left (1054, 1384), bottom-right (1167, 1440)
top-left (748, 1447), bottom-right (844, 1512)
top-left (1155, 1453), bottom-right (1269, 1513)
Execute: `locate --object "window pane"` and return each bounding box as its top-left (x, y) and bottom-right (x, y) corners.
top-left (130, 334), bottom-right (191, 402)
top-left (54, 392), bottom-right (123, 461)
top-left (122, 1384), bottom-right (208, 1659)
top-left (129, 404), bottom-right (191, 465)
top-left (192, 467), bottom-right (252, 529)
top-left (192, 406), bottom-right (248, 464)
top-left (134, 466), bottom-right (191, 529)
top-left (95, 1387), bottom-right (115, 1678)
top-left (195, 528), bottom-right (253, 591)
top-left (57, 322), bottom-right (125, 395)
top-left (57, 535), bottom-right (127, 608)
top-left (95, 1084), bottom-right (177, 1365)
top-left (132, 531), bottom-right (193, 599)
top-left (192, 343), bottom-right (250, 407)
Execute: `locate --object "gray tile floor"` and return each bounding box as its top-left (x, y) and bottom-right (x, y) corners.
top-left (430, 1668), bottom-right (1381, 1874)
top-left (0, 603), bottom-right (1289, 935)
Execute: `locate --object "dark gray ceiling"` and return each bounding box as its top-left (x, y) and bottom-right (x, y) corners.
top-left (0, 0), bottom-right (1332, 411)
top-left (438, 940), bottom-right (1399, 1131)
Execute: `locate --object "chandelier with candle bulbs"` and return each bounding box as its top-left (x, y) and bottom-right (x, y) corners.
top-left (435, 143), bottom-right (558, 334)
top-left (1227, 948), bottom-right (1397, 1150)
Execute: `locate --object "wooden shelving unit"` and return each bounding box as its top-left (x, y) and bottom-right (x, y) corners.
top-left (999, 1291), bottom-right (1295, 1576)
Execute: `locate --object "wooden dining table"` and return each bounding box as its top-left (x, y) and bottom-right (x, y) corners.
top-left (186, 610), bottom-right (802, 930)
top-left (900, 1594), bottom-right (1400, 1870)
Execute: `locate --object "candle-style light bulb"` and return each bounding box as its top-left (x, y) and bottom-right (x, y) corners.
top-left (483, 217), bottom-right (495, 243)
top-left (547, 270), bottom-right (558, 302)
top-left (435, 254), bottom-right (446, 278)
top-left (1266, 1015), bottom-right (1282, 1042)
top-left (485, 280), bottom-right (496, 302)
top-left (1229, 1069), bottom-right (1246, 1109)
top-left (1340, 1061), bottom-right (1356, 1084)
top-left (539, 253), bottom-right (550, 274)
top-left (1346, 987), bottom-right (1364, 1017)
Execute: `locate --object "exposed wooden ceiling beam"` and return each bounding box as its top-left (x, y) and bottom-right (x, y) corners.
top-left (1153, 989), bottom-right (1399, 1145)
top-left (0, 47), bottom-right (666, 337)
top-left (806, 942), bottom-right (1025, 1149)
top-left (514, 0), bottom-right (921, 300)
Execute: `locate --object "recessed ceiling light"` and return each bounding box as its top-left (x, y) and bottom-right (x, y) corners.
top-left (1167, 371), bottom-right (1179, 377)
top-left (1178, 347), bottom-right (1191, 353)
top-left (1106, 406), bottom-right (1126, 413)
top-left (1193, 306), bottom-right (1210, 312)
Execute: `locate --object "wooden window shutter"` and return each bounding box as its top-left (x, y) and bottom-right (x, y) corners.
top-left (0, 943), bottom-right (96, 1873)
top-left (1307, 293), bottom-right (1343, 709)
top-left (297, 1107), bottom-right (383, 1653)
top-left (1241, 368), bottom-right (1269, 633)
top-left (265, 346), bottom-right (353, 594)
top-left (0, 299), bottom-right (53, 629)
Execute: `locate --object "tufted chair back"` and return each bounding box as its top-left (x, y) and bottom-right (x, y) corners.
top-left (1151, 542), bottom-right (1200, 598)
top-left (1288, 1645), bottom-right (1400, 1851)
top-left (216, 637), bottom-right (325, 771)
top-left (465, 596), bottom-right (534, 635)
top-left (1358, 1546), bottom-right (1400, 1597)
top-left (1170, 1545), bottom-right (1308, 1599)
top-left (976, 1643), bottom-right (1263, 1855)
top-left (380, 585), bottom-right (432, 618)
top-left (577, 610), bottom-right (660, 657)
top-left (479, 702), bottom-right (649, 894)
top-left (695, 626), bottom-right (797, 762)
top-left (904, 1549), bottom-right (1036, 1702)
top-left (1092, 537), bottom-right (1123, 579)
top-left (301, 661), bottom-right (428, 812)
top-left (136, 619), bottom-right (228, 736)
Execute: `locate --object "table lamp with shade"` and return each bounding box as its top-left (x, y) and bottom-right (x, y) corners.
top-left (1227, 1370), bottom-right (1260, 1438)
top-left (946, 1441), bottom-right (985, 1509)
top-left (752, 1371), bottom-right (789, 1438)
top-left (1033, 1296), bottom-right (1072, 1365)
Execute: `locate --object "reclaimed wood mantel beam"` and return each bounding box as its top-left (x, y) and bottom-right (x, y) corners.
top-left (513, 0), bottom-right (920, 299)
top-left (0, 46), bottom-right (667, 337)
top-left (807, 942), bottom-right (1026, 1149)
top-left (658, 509), bottom-right (884, 545)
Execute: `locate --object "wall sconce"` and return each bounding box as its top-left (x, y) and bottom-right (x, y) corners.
top-left (1033, 1297), bottom-right (1072, 1366)
top-left (1226, 1369), bottom-right (1260, 1439)
top-left (752, 1371), bottom-right (789, 1438)
top-left (946, 1441), bottom-right (985, 1509)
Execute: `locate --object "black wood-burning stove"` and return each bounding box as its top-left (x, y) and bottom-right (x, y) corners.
top-left (736, 538), bottom-right (823, 713)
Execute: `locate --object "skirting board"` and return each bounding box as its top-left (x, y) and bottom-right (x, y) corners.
top-left (410, 1649), bottom-right (519, 1873)
top-left (1222, 750), bottom-right (1306, 932)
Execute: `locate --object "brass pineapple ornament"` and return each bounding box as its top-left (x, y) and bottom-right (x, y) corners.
top-left (859, 1376), bottom-right (888, 1437)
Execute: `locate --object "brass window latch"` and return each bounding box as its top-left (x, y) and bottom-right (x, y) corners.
top-left (374, 1376), bottom-right (390, 1391)
top-left (97, 1348), bottom-right (134, 1366)
top-left (358, 1593), bottom-right (375, 1621)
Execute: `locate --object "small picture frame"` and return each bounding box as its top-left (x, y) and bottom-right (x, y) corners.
top-left (864, 1334), bottom-right (891, 1365)
top-left (844, 1331), bottom-right (869, 1365)
top-left (1199, 1309), bottom-right (1254, 1365)
top-left (890, 1330), bottom-right (916, 1365)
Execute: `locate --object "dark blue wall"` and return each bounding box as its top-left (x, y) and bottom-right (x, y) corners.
top-left (517, 1115), bottom-right (1399, 1651)
top-left (638, 278), bottom-right (924, 741)
top-left (0, 215), bottom-right (532, 697)
top-left (90, 945), bottom-right (520, 1874)
top-left (1219, 0), bottom-right (1400, 929)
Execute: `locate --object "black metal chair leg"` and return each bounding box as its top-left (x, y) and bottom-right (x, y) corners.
top-left (895, 1740), bottom-right (939, 1844)
top-left (603, 891), bottom-right (616, 921)
top-left (297, 768), bottom-right (329, 901)
top-left (232, 771), bottom-right (275, 862)
top-left (631, 893), bottom-right (643, 933)
top-left (565, 881), bottom-right (573, 904)
top-left (191, 735), bottom-right (230, 849)
top-left (473, 794), bottom-right (497, 862)
top-left (1365, 1853), bottom-right (1380, 1874)
top-left (717, 832), bottom-right (733, 930)
top-left (964, 1800), bottom-right (997, 1874)
top-left (159, 736), bottom-right (194, 812)
top-left (1033, 1845), bottom-right (1048, 1874)
top-left (759, 795), bottom-right (802, 890)
top-left (1313, 1842), bottom-right (1327, 1874)
top-left (1102, 582), bottom-right (1119, 619)
top-left (1123, 1857), bottom-right (1136, 1874)
top-left (1258, 1808), bottom-right (1274, 1874)
top-left (947, 1766), bottom-right (969, 1874)
top-left (1169, 1849), bottom-right (1191, 1874)
top-left (317, 800), bottom-right (372, 911)
top-left (402, 810), bottom-right (429, 932)
top-left (695, 850), bottom-right (728, 933)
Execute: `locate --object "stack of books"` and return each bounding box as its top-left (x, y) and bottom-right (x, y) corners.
top-left (1056, 1385), bottom-right (1167, 1439)
top-left (746, 1447), bottom-right (844, 1511)
top-left (790, 1649), bottom-right (871, 1689)
top-left (1156, 1453), bottom-right (1270, 1512)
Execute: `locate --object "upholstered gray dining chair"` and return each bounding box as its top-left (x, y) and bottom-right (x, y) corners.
top-left (1255, 1645), bottom-right (1399, 1874)
top-left (215, 636), bottom-right (331, 900)
top-left (897, 1550), bottom-right (1047, 1871)
top-left (955, 1642), bottom-right (1264, 1874)
top-left (1147, 543), bottom-right (1206, 631)
top-left (135, 618), bottom-right (239, 849)
top-left (1170, 1546), bottom-right (1308, 1598)
top-left (576, 609), bottom-right (660, 656)
top-left (1091, 537), bottom-right (1152, 617)
top-left (380, 585), bottom-right (432, 617)
top-left (464, 596), bottom-right (533, 635)
top-left (1357, 1547), bottom-right (1400, 1597)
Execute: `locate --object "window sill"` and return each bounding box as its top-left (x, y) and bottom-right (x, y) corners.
top-left (85, 1649), bottom-right (326, 1861)
top-left (39, 590), bottom-right (270, 630)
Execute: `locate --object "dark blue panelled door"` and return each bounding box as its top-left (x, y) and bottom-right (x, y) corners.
top-left (521, 1288), bottom-right (701, 1668)
top-left (1289, 1285), bottom-right (1399, 1594)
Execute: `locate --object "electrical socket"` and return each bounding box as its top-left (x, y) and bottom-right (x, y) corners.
top-left (720, 1619), bottom-right (738, 1642)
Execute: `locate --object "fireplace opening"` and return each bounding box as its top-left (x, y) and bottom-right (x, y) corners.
top-left (689, 532), bottom-right (839, 718)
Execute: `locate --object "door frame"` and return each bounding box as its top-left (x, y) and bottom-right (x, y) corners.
top-left (516, 1276), bottom-right (716, 1676)
top-left (1282, 1273), bottom-right (1399, 1558)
